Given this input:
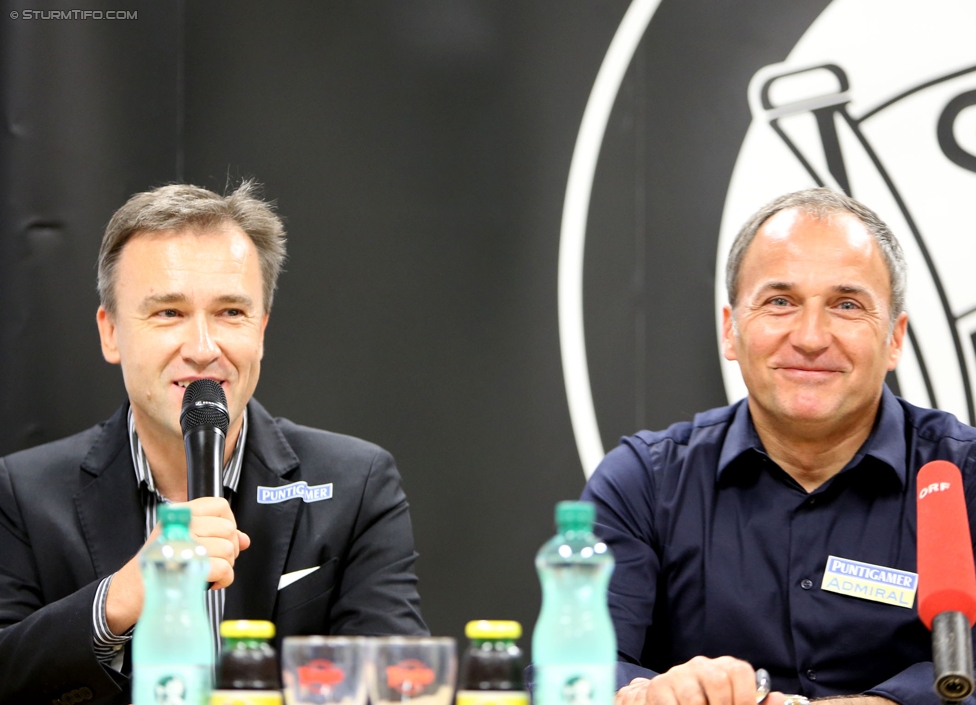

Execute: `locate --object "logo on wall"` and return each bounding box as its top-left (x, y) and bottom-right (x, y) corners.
top-left (560, 0), bottom-right (976, 477)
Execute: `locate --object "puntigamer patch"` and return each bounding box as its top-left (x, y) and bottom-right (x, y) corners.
top-left (257, 481), bottom-right (333, 504)
top-left (821, 555), bottom-right (917, 608)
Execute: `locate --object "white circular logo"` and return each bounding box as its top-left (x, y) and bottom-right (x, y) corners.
top-left (560, 0), bottom-right (976, 477)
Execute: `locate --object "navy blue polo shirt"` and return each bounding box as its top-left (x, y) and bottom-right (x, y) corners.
top-left (581, 386), bottom-right (976, 704)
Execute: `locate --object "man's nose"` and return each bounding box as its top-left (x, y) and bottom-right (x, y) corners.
top-left (183, 314), bottom-right (220, 365)
top-left (790, 304), bottom-right (831, 353)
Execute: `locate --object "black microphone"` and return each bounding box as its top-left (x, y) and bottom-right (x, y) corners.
top-left (180, 379), bottom-right (229, 500)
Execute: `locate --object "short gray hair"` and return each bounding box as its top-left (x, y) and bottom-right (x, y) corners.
top-left (726, 188), bottom-right (906, 322)
top-left (97, 180), bottom-right (287, 314)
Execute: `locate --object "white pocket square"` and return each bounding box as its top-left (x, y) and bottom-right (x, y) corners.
top-left (278, 565), bottom-right (320, 590)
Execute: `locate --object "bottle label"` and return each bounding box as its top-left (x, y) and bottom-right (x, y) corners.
top-left (534, 664), bottom-right (614, 705)
top-left (457, 690), bottom-right (529, 705)
top-left (210, 690), bottom-right (283, 705)
top-left (133, 664), bottom-right (211, 705)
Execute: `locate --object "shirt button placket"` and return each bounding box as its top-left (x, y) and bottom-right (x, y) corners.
top-left (790, 495), bottom-right (823, 695)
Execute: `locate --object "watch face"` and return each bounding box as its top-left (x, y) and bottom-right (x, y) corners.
top-left (563, 0), bottom-right (976, 475)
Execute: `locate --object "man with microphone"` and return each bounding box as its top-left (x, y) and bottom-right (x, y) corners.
top-left (0, 182), bottom-right (427, 704)
top-left (587, 188), bottom-right (976, 705)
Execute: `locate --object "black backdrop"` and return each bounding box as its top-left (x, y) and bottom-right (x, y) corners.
top-left (0, 0), bottom-right (830, 653)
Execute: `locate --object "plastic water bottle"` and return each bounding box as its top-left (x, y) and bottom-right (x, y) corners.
top-left (133, 504), bottom-right (214, 705)
top-left (532, 501), bottom-right (616, 705)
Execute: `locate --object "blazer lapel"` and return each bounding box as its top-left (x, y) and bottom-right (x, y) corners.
top-left (224, 399), bottom-right (301, 621)
top-left (71, 401), bottom-right (304, 617)
top-left (74, 404), bottom-right (146, 577)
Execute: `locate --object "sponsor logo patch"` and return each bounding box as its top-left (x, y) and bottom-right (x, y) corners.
top-left (257, 481), bottom-right (333, 504)
top-left (821, 555), bottom-right (917, 608)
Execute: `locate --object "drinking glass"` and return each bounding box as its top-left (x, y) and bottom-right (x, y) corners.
top-left (365, 637), bottom-right (457, 705)
top-left (282, 636), bottom-right (368, 705)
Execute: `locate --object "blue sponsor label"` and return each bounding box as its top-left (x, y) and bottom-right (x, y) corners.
top-left (821, 555), bottom-right (917, 608)
top-left (257, 481), bottom-right (334, 504)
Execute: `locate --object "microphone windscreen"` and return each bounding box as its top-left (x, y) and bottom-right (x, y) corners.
top-left (180, 379), bottom-right (230, 435)
top-left (917, 460), bottom-right (976, 628)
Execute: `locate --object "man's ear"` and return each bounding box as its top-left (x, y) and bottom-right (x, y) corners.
top-left (258, 312), bottom-right (269, 359)
top-left (887, 311), bottom-right (909, 371)
top-left (96, 306), bottom-right (121, 364)
top-left (721, 305), bottom-right (738, 362)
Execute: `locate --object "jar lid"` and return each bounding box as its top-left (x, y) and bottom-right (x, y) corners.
top-left (465, 620), bottom-right (522, 640)
top-left (220, 619), bottom-right (276, 639)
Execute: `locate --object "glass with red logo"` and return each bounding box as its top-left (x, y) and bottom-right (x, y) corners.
top-left (281, 636), bottom-right (368, 705)
top-left (365, 637), bottom-right (456, 705)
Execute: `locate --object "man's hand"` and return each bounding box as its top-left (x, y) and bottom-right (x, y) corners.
top-left (105, 497), bottom-right (250, 634)
top-left (615, 656), bottom-right (788, 705)
top-left (811, 695), bottom-right (898, 705)
top-left (186, 497), bottom-right (251, 590)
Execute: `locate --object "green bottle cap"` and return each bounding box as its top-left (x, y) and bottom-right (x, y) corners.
top-left (555, 501), bottom-right (594, 531)
top-left (158, 504), bottom-right (191, 526)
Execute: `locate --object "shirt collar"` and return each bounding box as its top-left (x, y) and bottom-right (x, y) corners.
top-left (128, 406), bottom-right (248, 497)
top-left (716, 385), bottom-right (907, 488)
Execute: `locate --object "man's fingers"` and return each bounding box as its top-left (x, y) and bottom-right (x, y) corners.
top-left (694, 656), bottom-right (756, 705)
top-left (186, 496), bottom-right (235, 521)
top-left (636, 666), bottom-right (696, 705)
top-left (154, 499), bottom-right (248, 589)
top-left (613, 660), bottom-right (778, 705)
top-left (637, 656), bottom-right (758, 705)
top-left (185, 500), bottom-right (236, 527)
top-left (197, 535), bottom-right (238, 562)
top-left (615, 678), bottom-right (652, 705)
top-left (648, 678), bottom-right (682, 705)
top-left (207, 558), bottom-right (234, 590)
top-left (694, 661), bottom-right (736, 705)
top-left (190, 516), bottom-right (242, 554)
top-left (716, 657), bottom-right (758, 705)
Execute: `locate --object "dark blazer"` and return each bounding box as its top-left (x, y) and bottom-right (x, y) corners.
top-left (0, 399), bottom-right (428, 704)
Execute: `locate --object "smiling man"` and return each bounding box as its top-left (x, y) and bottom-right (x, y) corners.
top-left (584, 189), bottom-right (976, 705)
top-left (0, 182), bottom-right (427, 705)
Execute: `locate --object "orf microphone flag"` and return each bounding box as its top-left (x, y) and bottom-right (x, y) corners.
top-left (917, 460), bottom-right (976, 627)
top-left (917, 459), bottom-right (976, 701)
top-left (180, 379), bottom-right (229, 500)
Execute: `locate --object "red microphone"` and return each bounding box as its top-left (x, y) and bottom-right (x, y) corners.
top-left (917, 460), bottom-right (976, 701)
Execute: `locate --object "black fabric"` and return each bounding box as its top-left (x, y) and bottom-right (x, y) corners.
top-left (0, 398), bottom-right (427, 704)
top-left (583, 388), bottom-right (976, 702)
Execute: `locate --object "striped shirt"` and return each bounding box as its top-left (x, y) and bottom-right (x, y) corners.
top-left (91, 406), bottom-right (248, 671)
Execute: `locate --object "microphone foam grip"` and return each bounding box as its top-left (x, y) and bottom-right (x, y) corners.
top-left (917, 460), bottom-right (976, 628)
top-left (180, 379), bottom-right (230, 434)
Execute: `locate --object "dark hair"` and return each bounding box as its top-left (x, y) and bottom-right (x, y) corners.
top-left (726, 187), bottom-right (906, 322)
top-left (97, 180), bottom-right (287, 313)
